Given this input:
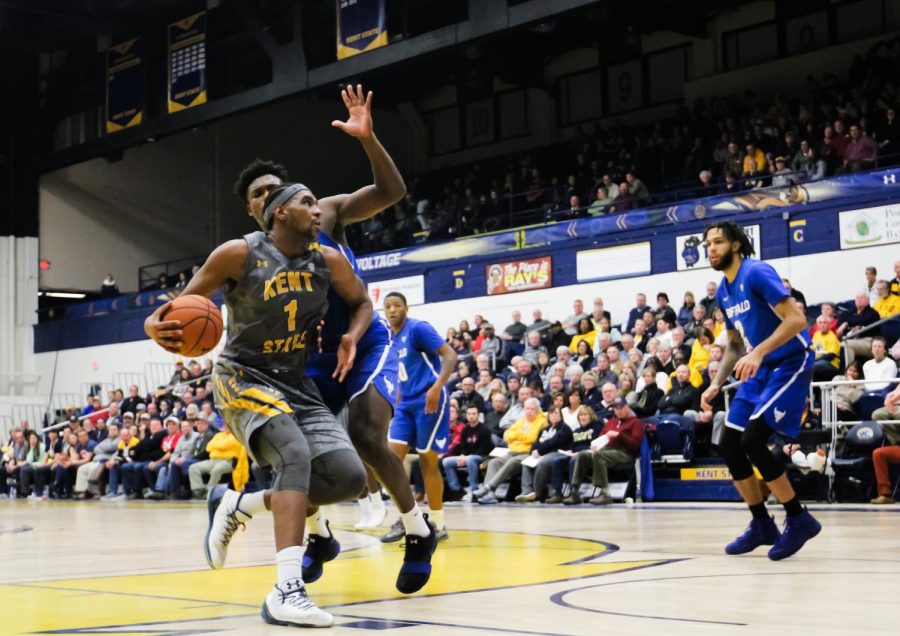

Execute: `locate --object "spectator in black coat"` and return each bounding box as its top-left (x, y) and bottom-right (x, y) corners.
top-left (632, 367), bottom-right (664, 419)
top-left (455, 376), bottom-right (486, 414)
top-left (441, 405), bottom-right (494, 499)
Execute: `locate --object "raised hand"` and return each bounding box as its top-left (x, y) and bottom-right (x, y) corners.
top-left (331, 84), bottom-right (373, 139)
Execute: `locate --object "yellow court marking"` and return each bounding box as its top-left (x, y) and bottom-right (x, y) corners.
top-left (6, 529), bottom-right (668, 634)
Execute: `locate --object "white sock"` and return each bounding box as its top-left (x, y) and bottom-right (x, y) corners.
top-left (356, 495), bottom-right (373, 519)
top-left (400, 505), bottom-right (430, 537)
top-left (370, 492), bottom-right (386, 516)
top-left (238, 490), bottom-right (267, 516)
top-left (306, 508), bottom-right (329, 536)
top-left (428, 507), bottom-right (444, 530)
top-left (275, 546), bottom-right (304, 586)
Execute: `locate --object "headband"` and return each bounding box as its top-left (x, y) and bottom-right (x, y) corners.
top-left (263, 183), bottom-right (309, 229)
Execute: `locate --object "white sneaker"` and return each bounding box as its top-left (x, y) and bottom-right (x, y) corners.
top-left (355, 500), bottom-right (387, 530)
top-left (261, 580), bottom-right (334, 628)
top-left (28, 493), bottom-right (42, 501)
top-left (204, 485), bottom-right (251, 569)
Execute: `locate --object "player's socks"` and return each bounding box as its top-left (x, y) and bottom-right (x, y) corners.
top-left (369, 492), bottom-right (387, 526)
top-left (749, 501), bottom-right (769, 520)
top-left (239, 490), bottom-right (267, 515)
top-left (354, 495), bottom-right (374, 530)
top-left (781, 495), bottom-right (804, 518)
top-left (263, 546), bottom-right (333, 628)
top-left (396, 513), bottom-right (438, 594)
top-left (427, 508), bottom-right (444, 530)
top-left (276, 546), bottom-right (304, 585)
top-left (400, 505), bottom-right (430, 537)
top-left (302, 515), bottom-right (340, 583)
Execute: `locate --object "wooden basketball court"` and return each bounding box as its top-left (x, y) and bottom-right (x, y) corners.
top-left (1, 499), bottom-right (896, 634)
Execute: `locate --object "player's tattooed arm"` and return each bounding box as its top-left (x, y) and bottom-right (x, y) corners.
top-left (318, 84), bottom-right (406, 237)
top-left (322, 246), bottom-right (374, 381)
top-left (144, 240), bottom-right (247, 352)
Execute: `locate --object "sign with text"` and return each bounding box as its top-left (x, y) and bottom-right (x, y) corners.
top-left (168, 12), bottom-right (207, 113)
top-left (105, 38), bottom-right (143, 133)
top-left (676, 225), bottom-right (760, 271)
top-left (576, 242), bottom-right (651, 283)
top-left (367, 275), bottom-right (424, 310)
top-left (485, 256), bottom-right (552, 295)
top-left (839, 203), bottom-right (900, 249)
top-left (337, 0), bottom-right (388, 60)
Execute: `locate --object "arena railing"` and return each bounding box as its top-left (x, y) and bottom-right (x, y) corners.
top-left (0, 372), bottom-right (42, 396)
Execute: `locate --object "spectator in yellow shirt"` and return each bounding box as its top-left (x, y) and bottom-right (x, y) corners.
top-left (472, 398), bottom-right (547, 504)
top-left (187, 428), bottom-right (249, 498)
top-left (873, 280), bottom-right (900, 318)
top-left (812, 315), bottom-right (842, 381)
top-left (743, 143), bottom-right (767, 175)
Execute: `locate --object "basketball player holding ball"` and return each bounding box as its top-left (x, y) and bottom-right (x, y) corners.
top-left (220, 86), bottom-right (440, 586)
top-left (145, 183), bottom-right (370, 627)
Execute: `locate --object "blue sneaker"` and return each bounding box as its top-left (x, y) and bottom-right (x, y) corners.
top-left (301, 521), bottom-right (340, 583)
top-left (395, 514), bottom-right (437, 594)
top-left (768, 509), bottom-right (821, 561)
top-left (725, 516), bottom-right (780, 555)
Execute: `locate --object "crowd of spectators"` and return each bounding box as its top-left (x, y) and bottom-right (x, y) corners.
top-left (346, 34), bottom-right (900, 255)
top-left (415, 259), bottom-right (899, 505)
top-left (0, 358), bottom-right (247, 502)
top-left (4, 261), bottom-right (899, 506)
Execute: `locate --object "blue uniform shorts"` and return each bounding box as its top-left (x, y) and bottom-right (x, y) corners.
top-left (307, 317), bottom-right (399, 415)
top-left (388, 390), bottom-right (450, 454)
top-left (725, 350), bottom-right (814, 438)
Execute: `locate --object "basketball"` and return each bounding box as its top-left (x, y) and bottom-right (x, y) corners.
top-left (163, 294), bottom-right (223, 357)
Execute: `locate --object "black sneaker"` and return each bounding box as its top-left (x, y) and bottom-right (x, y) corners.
top-left (396, 514), bottom-right (437, 594)
top-left (380, 518), bottom-right (405, 543)
top-left (301, 521), bottom-right (340, 583)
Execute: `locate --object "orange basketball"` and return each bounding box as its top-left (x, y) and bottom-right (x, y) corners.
top-left (163, 294), bottom-right (223, 358)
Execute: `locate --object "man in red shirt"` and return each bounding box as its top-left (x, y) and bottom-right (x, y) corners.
top-left (143, 415), bottom-right (182, 500)
top-left (564, 397), bottom-right (645, 505)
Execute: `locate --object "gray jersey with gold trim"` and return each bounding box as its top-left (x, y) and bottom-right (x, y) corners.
top-left (221, 231), bottom-right (330, 374)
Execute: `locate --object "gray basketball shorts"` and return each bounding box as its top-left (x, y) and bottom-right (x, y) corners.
top-left (212, 359), bottom-right (354, 466)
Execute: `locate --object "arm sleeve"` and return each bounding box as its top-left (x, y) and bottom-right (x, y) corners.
top-left (750, 262), bottom-right (791, 308)
top-left (412, 321), bottom-right (447, 355)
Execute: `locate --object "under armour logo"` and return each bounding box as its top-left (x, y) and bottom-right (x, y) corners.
top-left (409, 538), bottom-right (418, 544)
top-left (774, 408), bottom-right (786, 423)
top-left (256, 259), bottom-right (268, 268)
top-left (285, 580), bottom-right (301, 590)
top-left (884, 174), bottom-right (896, 185)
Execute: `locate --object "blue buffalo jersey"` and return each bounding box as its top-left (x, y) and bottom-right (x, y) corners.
top-left (317, 231), bottom-right (360, 352)
top-left (394, 318), bottom-right (445, 403)
top-left (716, 258), bottom-right (812, 364)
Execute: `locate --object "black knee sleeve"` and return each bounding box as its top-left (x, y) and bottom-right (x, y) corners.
top-left (741, 418), bottom-right (784, 482)
top-left (250, 415), bottom-right (312, 492)
top-left (308, 449), bottom-right (367, 506)
top-left (719, 425), bottom-right (754, 481)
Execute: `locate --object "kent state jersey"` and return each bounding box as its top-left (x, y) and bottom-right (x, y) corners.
top-left (394, 317), bottom-right (445, 403)
top-left (716, 258), bottom-right (812, 364)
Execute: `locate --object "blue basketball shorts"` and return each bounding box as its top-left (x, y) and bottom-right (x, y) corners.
top-left (306, 317), bottom-right (399, 415)
top-left (388, 390), bottom-right (450, 454)
top-left (725, 350), bottom-right (814, 438)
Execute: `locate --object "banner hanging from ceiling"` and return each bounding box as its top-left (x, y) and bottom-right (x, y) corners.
top-left (168, 12), bottom-right (207, 113)
top-left (337, 0), bottom-right (388, 60)
top-left (105, 38), bottom-right (143, 133)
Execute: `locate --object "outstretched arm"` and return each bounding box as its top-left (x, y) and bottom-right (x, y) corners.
top-left (318, 85), bottom-right (406, 236)
top-left (322, 247), bottom-right (374, 381)
top-left (144, 240), bottom-right (247, 353)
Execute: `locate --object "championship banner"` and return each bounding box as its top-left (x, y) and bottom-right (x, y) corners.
top-left (168, 12), bottom-right (207, 113)
top-left (105, 38), bottom-right (143, 133)
top-left (337, 0), bottom-right (388, 60)
top-left (486, 257), bottom-right (552, 296)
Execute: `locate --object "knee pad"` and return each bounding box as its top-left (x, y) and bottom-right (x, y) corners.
top-left (719, 425), bottom-right (754, 481)
top-left (308, 449), bottom-right (367, 505)
top-left (741, 417), bottom-right (784, 482)
top-left (251, 415), bottom-right (312, 492)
